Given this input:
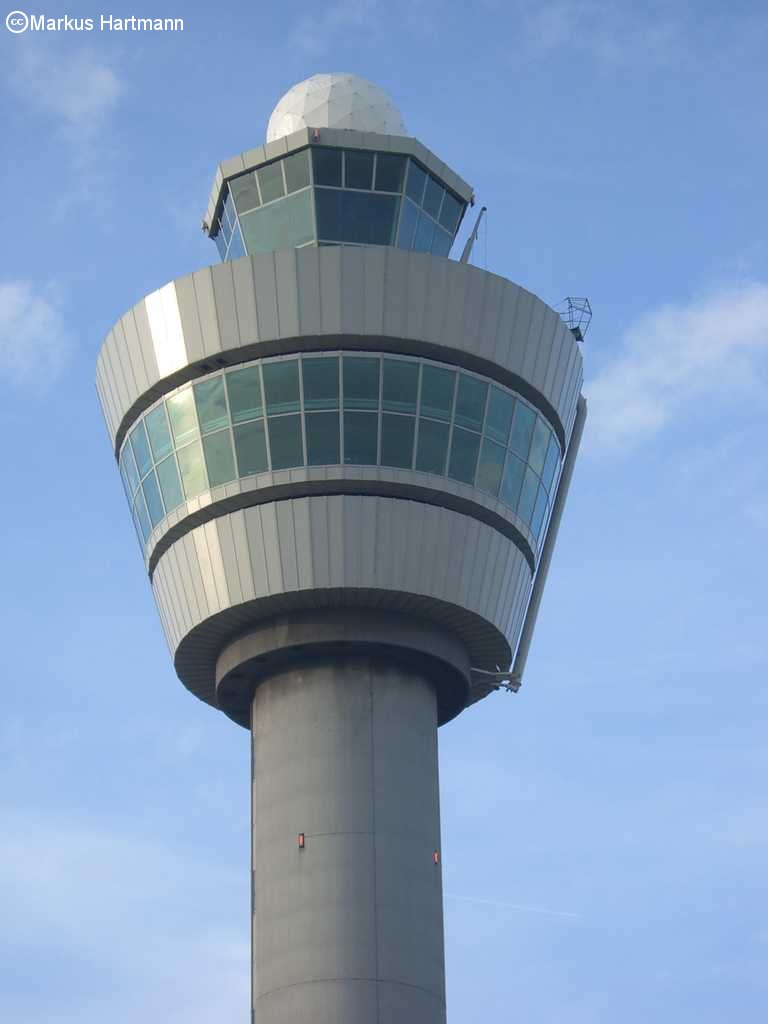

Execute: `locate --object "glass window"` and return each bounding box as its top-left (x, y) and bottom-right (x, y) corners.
top-left (222, 190), bottom-right (236, 230)
top-left (397, 198), bottom-right (419, 249)
top-left (420, 365), bottom-right (455, 421)
top-left (405, 161), bottom-right (427, 205)
top-left (230, 172), bottom-right (260, 213)
top-left (542, 436), bottom-right (560, 493)
top-left (257, 161), bottom-right (284, 204)
top-left (306, 411), bottom-right (340, 465)
top-left (156, 455), bottom-right (184, 513)
top-left (448, 427), bottom-right (480, 485)
top-left (203, 429), bottom-right (236, 487)
top-left (134, 488), bottom-right (151, 543)
top-left (510, 401), bottom-right (535, 459)
top-left (130, 421), bottom-right (152, 478)
top-left (194, 377), bottom-right (228, 434)
top-left (413, 212), bottom-right (435, 253)
top-left (338, 192), bottom-right (399, 245)
top-left (381, 414), bottom-right (415, 469)
top-left (531, 485), bottom-right (548, 541)
top-left (518, 466), bottom-right (539, 524)
top-left (345, 150), bottom-right (374, 189)
top-left (283, 150), bottom-right (310, 193)
top-left (375, 153), bottom-right (406, 192)
top-left (176, 441), bottom-right (208, 499)
top-left (344, 411), bottom-right (378, 465)
top-left (455, 375), bottom-right (487, 431)
top-left (142, 470), bottom-right (164, 528)
top-left (476, 438), bottom-right (505, 497)
top-left (120, 442), bottom-right (140, 497)
top-left (485, 388), bottom-right (514, 444)
top-left (439, 192), bottom-right (463, 233)
top-left (226, 365), bottom-right (263, 423)
top-left (315, 187), bottom-right (343, 240)
top-left (312, 147), bottom-right (342, 186)
top-left (166, 389), bottom-right (198, 447)
top-left (263, 361), bottom-right (300, 414)
top-left (529, 418), bottom-right (550, 475)
top-left (302, 357), bottom-right (339, 410)
top-left (343, 357), bottom-right (379, 410)
top-left (423, 176), bottom-right (443, 219)
top-left (501, 454), bottom-right (525, 510)
top-left (234, 420), bottom-right (268, 476)
top-left (415, 418), bottom-right (449, 475)
top-left (268, 414), bottom-right (303, 469)
top-left (228, 226), bottom-right (246, 260)
top-left (214, 230), bottom-right (227, 261)
top-left (431, 228), bottom-right (452, 257)
top-left (382, 359), bottom-right (418, 413)
top-left (240, 189), bottom-right (314, 252)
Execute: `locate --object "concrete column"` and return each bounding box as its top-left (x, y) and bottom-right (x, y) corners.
top-left (249, 652), bottom-right (447, 1024)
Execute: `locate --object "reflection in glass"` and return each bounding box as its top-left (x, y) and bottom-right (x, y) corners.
top-left (176, 441), bottom-right (208, 498)
top-left (455, 375), bottom-right (487, 431)
top-left (529, 418), bottom-right (550, 475)
top-left (130, 421), bottom-right (153, 477)
top-left (405, 160), bottom-right (427, 204)
top-left (143, 470), bottom-right (164, 528)
top-left (397, 199), bottom-right (419, 249)
top-left (423, 176), bottom-right (443, 219)
top-left (203, 429), bottom-right (236, 487)
top-left (413, 212), bottom-right (434, 253)
top-left (240, 189), bottom-right (314, 253)
top-left (226, 365), bottom-right (262, 423)
top-left (381, 414), bottom-right (415, 468)
top-left (303, 357), bottom-right (339, 410)
top-left (306, 411), bottom-right (340, 465)
top-left (420, 366), bottom-right (455, 421)
top-left (134, 488), bottom-right (151, 542)
top-left (234, 420), bottom-right (268, 476)
top-left (156, 455), bottom-right (184, 512)
top-left (343, 357), bottom-right (379, 409)
top-left (257, 161), bottom-right (284, 204)
top-left (510, 402), bottom-right (535, 458)
top-left (518, 466), bottom-right (539, 523)
top-left (166, 389), bottom-right (198, 447)
top-left (542, 436), bottom-right (560, 492)
top-left (382, 359), bottom-right (418, 413)
top-left (194, 377), bottom-right (228, 434)
top-left (144, 406), bottom-right (173, 462)
top-left (501, 454), bottom-right (525, 509)
top-left (415, 418), bottom-right (449, 474)
top-left (230, 172), bottom-right (260, 213)
top-left (345, 150), bottom-right (374, 189)
top-left (228, 227), bottom-right (246, 260)
top-left (344, 411), bottom-right (378, 464)
top-left (476, 438), bottom-right (505, 496)
top-left (448, 427), bottom-right (480, 484)
top-left (283, 150), bottom-right (310, 193)
top-left (268, 414), bottom-right (303, 469)
top-left (120, 442), bottom-right (140, 497)
top-left (263, 361), bottom-right (300, 414)
top-left (531, 485), bottom-right (548, 540)
top-left (486, 388), bottom-right (514, 444)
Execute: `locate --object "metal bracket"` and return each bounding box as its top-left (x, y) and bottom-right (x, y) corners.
top-left (469, 667), bottom-right (522, 693)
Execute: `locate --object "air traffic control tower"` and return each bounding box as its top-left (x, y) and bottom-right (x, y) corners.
top-left (96, 73), bottom-right (586, 1024)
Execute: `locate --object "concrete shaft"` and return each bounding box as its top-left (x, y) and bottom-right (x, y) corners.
top-left (250, 653), bottom-right (446, 1024)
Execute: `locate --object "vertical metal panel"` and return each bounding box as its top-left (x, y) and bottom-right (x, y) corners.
top-left (361, 246), bottom-right (386, 336)
top-left (175, 274), bottom-right (205, 366)
top-left (492, 282), bottom-right (521, 365)
top-left (275, 501), bottom-right (299, 593)
top-left (232, 257), bottom-right (259, 345)
top-left (309, 496), bottom-right (332, 589)
top-left (211, 261), bottom-right (240, 351)
top-left (257, 503), bottom-right (284, 594)
top-left (422, 257), bottom-right (449, 342)
top-left (381, 248), bottom-right (408, 339)
top-left (192, 268), bottom-right (224, 359)
top-left (521, 295), bottom-right (545, 383)
top-left (291, 498), bottom-right (315, 590)
top-left (275, 250), bottom-right (301, 340)
top-left (214, 516), bottom-right (244, 608)
top-left (295, 248), bottom-right (322, 337)
top-left (230, 508), bottom-right (257, 603)
top-left (122, 309), bottom-right (151, 397)
top-left (326, 495), bottom-right (345, 584)
top-left (318, 247), bottom-right (342, 336)
top-left (339, 248), bottom-right (365, 336)
top-left (460, 266), bottom-right (488, 360)
top-left (403, 254), bottom-right (429, 341)
top-left (245, 505), bottom-right (271, 598)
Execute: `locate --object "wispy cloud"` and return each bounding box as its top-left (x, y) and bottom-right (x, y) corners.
top-left (586, 282), bottom-right (768, 451)
top-left (446, 892), bottom-right (580, 919)
top-left (290, 0), bottom-right (381, 56)
top-left (0, 280), bottom-right (72, 393)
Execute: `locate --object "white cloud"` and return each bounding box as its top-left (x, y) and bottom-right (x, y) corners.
top-left (0, 280), bottom-right (72, 392)
top-left (586, 282), bottom-right (768, 451)
top-left (290, 0), bottom-right (381, 56)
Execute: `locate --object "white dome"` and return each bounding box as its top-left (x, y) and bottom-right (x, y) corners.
top-left (266, 73), bottom-right (407, 143)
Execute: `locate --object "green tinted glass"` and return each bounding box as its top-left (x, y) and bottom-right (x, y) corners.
top-left (382, 359), bottom-right (418, 413)
top-left (283, 150), bottom-right (310, 193)
top-left (542, 436), bottom-right (560, 492)
top-left (257, 160), bottom-right (284, 204)
top-left (531, 485), bottom-right (548, 540)
top-left (134, 489), bottom-right (151, 542)
top-left (518, 467), bottom-right (539, 523)
top-left (476, 438), bottom-right (506, 497)
top-left (501, 455), bottom-right (525, 509)
top-left (268, 414), bottom-right (303, 469)
top-left (306, 412), bottom-right (340, 465)
top-left (380, 414), bottom-right (415, 469)
top-left (240, 189), bottom-right (314, 253)
top-left (230, 172), bottom-right (260, 213)
top-left (529, 418), bottom-right (550, 475)
top-left (194, 377), bottom-right (228, 434)
top-left (166, 389), bottom-right (198, 447)
top-left (176, 441), bottom-right (208, 498)
top-left (510, 402), bottom-right (535, 459)
top-left (263, 361), bottom-right (300, 414)
top-left (120, 442), bottom-right (140, 497)
top-left (202, 429), bottom-right (236, 487)
top-left (234, 420), bottom-right (268, 476)
top-left (226, 365), bottom-right (262, 422)
top-left (448, 427), bottom-right (480, 484)
top-left (142, 470), bottom-right (164, 527)
top-left (130, 421), bottom-right (152, 477)
top-left (415, 418), bottom-right (449, 474)
top-left (302, 357), bottom-right (339, 410)
top-left (145, 406), bottom-right (173, 461)
top-left (485, 388), bottom-right (514, 444)
top-left (455, 376), bottom-right (487, 431)
top-left (420, 365), bottom-right (455, 421)
top-left (156, 455), bottom-right (184, 512)
top-left (344, 411), bottom-right (378, 464)
top-left (343, 357), bottom-right (379, 410)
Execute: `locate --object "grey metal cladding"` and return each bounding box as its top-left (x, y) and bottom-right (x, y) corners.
top-left (96, 248), bottom-right (583, 455)
top-left (152, 497), bottom-right (532, 710)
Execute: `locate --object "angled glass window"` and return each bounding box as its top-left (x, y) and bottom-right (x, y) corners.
top-left (405, 161), bottom-right (427, 204)
top-left (230, 172), bottom-right (260, 213)
top-left (382, 359), bottom-right (418, 413)
top-left (228, 226), bottom-right (246, 260)
top-left (343, 357), bottom-right (379, 410)
top-left (306, 411), bottom-right (340, 465)
top-left (455, 375), bottom-right (487, 431)
top-left (476, 438), bottom-right (505, 497)
top-left (214, 231), bottom-right (227, 260)
top-left (144, 406), bottom-right (173, 462)
top-left (510, 402), bottom-right (535, 459)
top-left (313, 147), bottom-right (342, 186)
top-left (431, 228), bottom-right (452, 257)
top-left (176, 440), bottom-right (207, 499)
top-left (222, 190), bottom-right (236, 231)
top-left (134, 488), bottom-right (151, 542)
top-left (268, 414), bottom-right (303, 469)
top-left (166, 389), bottom-right (198, 447)
top-left (234, 420), bottom-right (268, 476)
top-left (397, 198), bottom-right (419, 249)
top-left (485, 388), bottom-right (514, 445)
top-left (381, 414), bottom-right (415, 469)
top-left (130, 421), bottom-right (152, 479)
top-left (529, 418), bottom-right (550, 475)
top-left (420, 365), bottom-right (455, 421)
top-left (156, 455), bottom-right (184, 512)
top-left (413, 212), bottom-right (435, 253)
top-left (375, 153), bottom-right (406, 192)
top-left (343, 192), bottom-right (399, 245)
top-left (423, 176), bottom-right (443, 219)
top-left (415, 418), bottom-right (449, 475)
top-left (283, 150), bottom-right (310, 193)
top-left (240, 189), bottom-right (314, 253)
top-left (203, 429), bottom-right (236, 487)
top-left (257, 161), bottom-right (284, 204)
top-left (226, 365), bottom-right (262, 423)
top-left (448, 427), bottom-right (480, 484)
top-left (439, 192), bottom-right (462, 233)
top-left (263, 361), bottom-right (300, 414)
top-left (345, 150), bottom-right (374, 189)
top-left (315, 187), bottom-right (343, 241)
top-left (142, 470), bottom-right (164, 528)
top-left (194, 377), bottom-right (228, 434)
top-left (302, 357), bottom-right (339, 410)
top-left (344, 411), bottom-right (378, 464)
top-left (501, 454), bottom-right (525, 509)
top-left (120, 442), bottom-right (140, 497)
top-left (531, 485), bottom-right (548, 540)
top-left (518, 466), bottom-right (539, 523)
top-left (542, 435), bottom-right (560, 492)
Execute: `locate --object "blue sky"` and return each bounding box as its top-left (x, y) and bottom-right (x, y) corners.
top-left (1, 1), bottom-right (766, 1020)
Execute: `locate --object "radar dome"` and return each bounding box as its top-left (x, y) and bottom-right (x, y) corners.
top-left (266, 73), bottom-right (407, 143)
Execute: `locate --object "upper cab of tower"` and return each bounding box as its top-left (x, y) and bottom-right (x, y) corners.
top-left (202, 73), bottom-right (474, 262)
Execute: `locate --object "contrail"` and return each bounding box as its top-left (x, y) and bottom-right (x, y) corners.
top-left (445, 893), bottom-right (580, 919)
